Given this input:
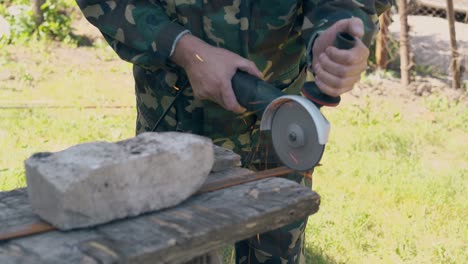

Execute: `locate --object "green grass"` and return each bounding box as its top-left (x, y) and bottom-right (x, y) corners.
top-left (306, 96), bottom-right (467, 263)
top-left (0, 43), bottom-right (466, 263)
top-left (0, 42), bottom-right (136, 189)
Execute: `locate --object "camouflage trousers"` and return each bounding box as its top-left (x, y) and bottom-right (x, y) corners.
top-left (134, 66), bottom-right (312, 264)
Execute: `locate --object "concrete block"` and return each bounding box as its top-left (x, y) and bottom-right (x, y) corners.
top-left (25, 132), bottom-right (214, 230)
top-left (211, 145), bottom-right (241, 172)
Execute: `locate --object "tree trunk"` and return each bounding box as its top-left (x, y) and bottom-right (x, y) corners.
top-left (31, 0), bottom-right (46, 26)
top-left (398, 0), bottom-right (411, 86)
top-left (376, 10), bottom-right (392, 70)
top-left (446, 0), bottom-right (462, 89)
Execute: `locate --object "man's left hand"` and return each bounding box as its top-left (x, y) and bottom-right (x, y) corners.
top-left (311, 18), bottom-right (369, 97)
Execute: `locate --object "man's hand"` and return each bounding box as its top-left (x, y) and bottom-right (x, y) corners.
top-left (171, 34), bottom-right (262, 113)
top-left (311, 18), bottom-right (369, 97)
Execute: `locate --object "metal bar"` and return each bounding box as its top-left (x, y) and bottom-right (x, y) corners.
top-left (0, 222), bottom-right (55, 242)
top-left (196, 166), bottom-right (294, 194)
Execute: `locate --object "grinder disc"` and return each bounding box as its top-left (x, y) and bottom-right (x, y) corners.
top-left (270, 101), bottom-right (325, 171)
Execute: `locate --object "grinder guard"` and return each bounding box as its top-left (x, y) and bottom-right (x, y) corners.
top-left (260, 95), bottom-right (330, 171)
top-left (260, 95), bottom-right (330, 144)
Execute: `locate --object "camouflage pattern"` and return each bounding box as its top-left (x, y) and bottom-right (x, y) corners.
top-left (77, 0), bottom-right (393, 263)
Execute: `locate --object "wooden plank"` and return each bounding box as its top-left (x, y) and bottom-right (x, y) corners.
top-left (0, 178), bottom-right (320, 264)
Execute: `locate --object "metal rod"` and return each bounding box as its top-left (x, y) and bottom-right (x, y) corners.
top-left (0, 222), bottom-right (55, 242)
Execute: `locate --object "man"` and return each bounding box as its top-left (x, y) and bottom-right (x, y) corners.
top-left (76, 1), bottom-right (392, 263)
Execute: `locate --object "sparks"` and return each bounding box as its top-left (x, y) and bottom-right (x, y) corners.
top-left (289, 152), bottom-right (299, 164)
top-left (173, 85), bottom-right (180, 91)
top-left (301, 172), bottom-right (313, 180)
top-left (236, 111), bottom-right (254, 120)
top-left (195, 53), bottom-right (204, 62)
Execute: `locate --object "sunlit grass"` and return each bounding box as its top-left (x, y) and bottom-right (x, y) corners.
top-left (0, 43), bottom-right (135, 190)
top-left (306, 95), bottom-right (467, 263)
top-left (0, 107), bottom-right (135, 190)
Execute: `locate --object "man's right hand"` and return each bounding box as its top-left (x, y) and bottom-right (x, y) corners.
top-left (171, 34), bottom-right (262, 113)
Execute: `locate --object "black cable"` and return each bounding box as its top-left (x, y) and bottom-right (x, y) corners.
top-left (151, 76), bottom-right (188, 132)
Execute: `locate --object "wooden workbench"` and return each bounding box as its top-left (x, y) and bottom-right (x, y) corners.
top-left (0, 167), bottom-right (320, 264)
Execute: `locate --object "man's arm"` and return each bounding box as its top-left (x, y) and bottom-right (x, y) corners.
top-left (76, 0), bottom-right (261, 113)
top-left (170, 34), bottom-right (262, 113)
top-left (302, 0), bottom-right (394, 97)
top-left (76, 0), bottom-right (189, 70)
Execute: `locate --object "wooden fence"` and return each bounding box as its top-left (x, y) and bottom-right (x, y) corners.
top-left (377, 0), bottom-right (467, 89)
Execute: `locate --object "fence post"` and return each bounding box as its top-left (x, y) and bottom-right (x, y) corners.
top-left (446, 0), bottom-right (462, 89)
top-left (398, 0), bottom-right (411, 86)
top-left (376, 10), bottom-right (392, 70)
top-left (31, 0), bottom-right (46, 26)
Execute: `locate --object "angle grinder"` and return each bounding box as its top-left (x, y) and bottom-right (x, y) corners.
top-left (231, 32), bottom-right (356, 171)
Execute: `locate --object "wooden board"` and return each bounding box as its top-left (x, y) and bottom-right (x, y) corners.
top-left (0, 177), bottom-right (320, 264)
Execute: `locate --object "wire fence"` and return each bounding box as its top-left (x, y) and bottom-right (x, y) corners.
top-left (376, 0), bottom-right (467, 89)
top-left (408, 0), bottom-right (468, 22)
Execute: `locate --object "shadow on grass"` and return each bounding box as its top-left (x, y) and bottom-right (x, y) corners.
top-left (305, 246), bottom-right (340, 264)
top-left (221, 244), bottom-right (339, 264)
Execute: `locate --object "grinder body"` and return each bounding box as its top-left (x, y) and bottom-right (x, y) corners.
top-left (231, 32), bottom-right (356, 171)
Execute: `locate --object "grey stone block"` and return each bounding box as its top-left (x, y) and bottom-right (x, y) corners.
top-left (211, 145), bottom-right (241, 172)
top-left (25, 132), bottom-right (214, 230)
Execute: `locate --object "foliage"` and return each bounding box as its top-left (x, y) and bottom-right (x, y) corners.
top-left (413, 64), bottom-right (443, 78)
top-left (0, 0), bottom-right (76, 45)
top-left (37, 1), bottom-right (74, 42)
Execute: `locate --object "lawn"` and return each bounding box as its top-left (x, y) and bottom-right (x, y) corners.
top-left (0, 43), bottom-right (466, 263)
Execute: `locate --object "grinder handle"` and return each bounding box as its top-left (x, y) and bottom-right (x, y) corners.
top-left (232, 71), bottom-right (284, 115)
top-left (302, 32), bottom-right (356, 108)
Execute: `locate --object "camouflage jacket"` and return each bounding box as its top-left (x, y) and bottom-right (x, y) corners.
top-left (77, 0), bottom-right (392, 89)
top-left (76, 0), bottom-right (393, 158)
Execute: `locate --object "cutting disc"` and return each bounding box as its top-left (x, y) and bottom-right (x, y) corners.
top-left (270, 100), bottom-right (325, 171)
